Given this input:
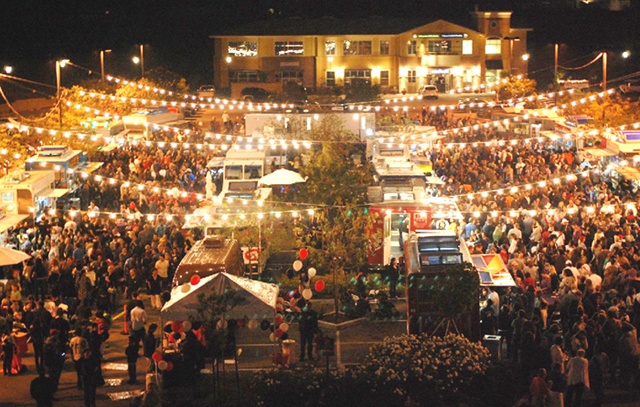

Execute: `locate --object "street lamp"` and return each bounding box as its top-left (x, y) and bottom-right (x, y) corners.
top-left (100, 49), bottom-right (111, 81)
top-left (132, 45), bottom-right (145, 78)
top-left (3, 66), bottom-right (12, 74)
top-left (55, 59), bottom-right (69, 129)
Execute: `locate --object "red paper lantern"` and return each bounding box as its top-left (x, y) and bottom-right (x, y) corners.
top-left (166, 362), bottom-right (174, 372)
top-left (299, 248), bottom-right (309, 260)
top-left (275, 328), bottom-right (284, 338)
top-left (190, 274), bottom-right (201, 286)
top-left (152, 351), bottom-right (162, 363)
top-left (275, 314), bottom-right (283, 327)
top-left (315, 280), bottom-right (326, 292)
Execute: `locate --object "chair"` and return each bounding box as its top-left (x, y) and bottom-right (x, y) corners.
top-left (214, 348), bottom-right (241, 398)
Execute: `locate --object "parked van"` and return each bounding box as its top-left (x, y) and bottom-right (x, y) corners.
top-left (420, 85), bottom-right (438, 99)
top-left (198, 85), bottom-right (216, 100)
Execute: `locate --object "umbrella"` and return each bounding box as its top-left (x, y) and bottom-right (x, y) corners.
top-left (258, 169), bottom-right (306, 186)
top-left (0, 246), bottom-right (31, 266)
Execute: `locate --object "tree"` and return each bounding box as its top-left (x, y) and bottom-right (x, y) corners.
top-left (293, 115), bottom-right (377, 320)
top-left (494, 75), bottom-right (537, 101)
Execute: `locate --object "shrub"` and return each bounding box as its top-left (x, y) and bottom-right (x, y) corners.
top-left (359, 333), bottom-right (491, 404)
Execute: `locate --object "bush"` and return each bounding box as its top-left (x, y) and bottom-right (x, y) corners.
top-left (358, 333), bottom-right (491, 404)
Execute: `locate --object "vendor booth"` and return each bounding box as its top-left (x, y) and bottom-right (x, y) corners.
top-left (471, 254), bottom-right (516, 287)
top-left (160, 272), bottom-right (279, 388)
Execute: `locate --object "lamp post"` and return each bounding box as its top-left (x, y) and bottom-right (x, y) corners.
top-left (100, 49), bottom-right (111, 82)
top-left (132, 45), bottom-right (145, 78)
top-left (554, 43), bottom-right (559, 84)
top-left (55, 59), bottom-right (69, 129)
top-left (225, 56), bottom-right (232, 90)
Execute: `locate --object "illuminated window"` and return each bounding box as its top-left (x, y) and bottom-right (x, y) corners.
top-left (380, 40), bottom-right (390, 55)
top-left (326, 71), bottom-right (336, 87)
top-left (427, 40), bottom-right (451, 54)
top-left (325, 41), bottom-right (336, 56)
top-left (343, 41), bottom-right (372, 55)
top-left (485, 38), bottom-right (501, 55)
top-left (275, 41), bottom-right (304, 56)
top-left (462, 40), bottom-right (473, 55)
top-left (407, 69), bottom-right (417, 83)
top-left (228, 41), bottom-right (258, 57)
top-left (344, 69), bottom-right (371, 85)
top-left (407, 40), bottom-right (417, 55)
top-left (380, 70), bottom-right (390, 87)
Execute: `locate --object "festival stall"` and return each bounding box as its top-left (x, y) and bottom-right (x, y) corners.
top-left (471, 254), bottom-right (516, 288)
top-left (158, 272), bottom-right (278, 386)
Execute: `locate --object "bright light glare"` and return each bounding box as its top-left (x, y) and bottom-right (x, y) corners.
top-left (3, 66), bottom-right (12, 74)
top-left (132, 56), bottom-right (140, 64)
top-left (622, 51), bottom-right (631, 59)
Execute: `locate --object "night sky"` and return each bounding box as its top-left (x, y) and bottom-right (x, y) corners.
top-left (1, 0), bottom-right (640, 92)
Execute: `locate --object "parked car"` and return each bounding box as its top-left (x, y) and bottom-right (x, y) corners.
top-left (620, 80), bottom-right (640, 94)
top-left (241, 87), bottom-right (273, 102)
top-left (420, 85), bottom-right (438, 99)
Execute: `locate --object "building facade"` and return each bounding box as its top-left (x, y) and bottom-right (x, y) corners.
top-left (211, 12), bottom-right (529, 97)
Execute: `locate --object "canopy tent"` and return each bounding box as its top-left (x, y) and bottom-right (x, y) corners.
top-left (161, 272), bottom-right (279, 321)
top-left (0, 246), bottom-right (31, 266)
top-left (258, 168), bottom-right (306, 186)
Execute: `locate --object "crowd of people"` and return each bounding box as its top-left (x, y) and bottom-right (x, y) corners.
top-left (0, 101), bottom-right (639, 406)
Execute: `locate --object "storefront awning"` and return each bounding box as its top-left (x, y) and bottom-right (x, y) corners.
top-left (615, 166), bottom-right (640, 181)
top-left (0, 214), bottom-right (30, 234)
top-left (581, 148), bottom-right (617, 158)
top-left (486, 60), bottom-right (504, 70)
top-left (38, 188), bottom-right (70, 199)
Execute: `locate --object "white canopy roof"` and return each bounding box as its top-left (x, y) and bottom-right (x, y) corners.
top-left (161, 272), bottom-right (279, 321)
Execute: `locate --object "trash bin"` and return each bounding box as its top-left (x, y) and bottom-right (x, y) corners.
top-left (482, 334), bottom-right (501, 362)
top-left (282, 339), bottom-right (296, 367)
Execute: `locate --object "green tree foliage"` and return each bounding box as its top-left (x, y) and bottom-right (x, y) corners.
top-left (345, 78), bottom-right (380, 102)
top-left (494, 75), bottom-right (537, 101)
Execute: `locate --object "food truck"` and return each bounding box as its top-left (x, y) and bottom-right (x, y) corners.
top-left (171, 235), bottom-right (244, 287)
top-left (0, 169), bottom-right (68, 222)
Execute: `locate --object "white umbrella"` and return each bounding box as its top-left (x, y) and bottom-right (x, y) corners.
top-left (0, 246), bottom-right (31, 266)
top-left (259, 168), bottom-right (306, 186)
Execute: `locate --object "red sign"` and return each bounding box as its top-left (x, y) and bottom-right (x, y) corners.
top-left (242, 247), bottom-right (260, 264)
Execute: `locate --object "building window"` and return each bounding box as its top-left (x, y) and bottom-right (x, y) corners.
top-left (407, 69), bottom-right (417, 83)
top-left (407, 40), bottom-right (417, 55)
top-left (343, 41), bottom-right (372, 56)
top-left (380, 70), bottom-right (389, 87)
top-left (275, 70), bottom-right (303, 84)
top-left (326, 71), bottom-right (336, 87)
top-left (275, 41), bottom-right (304, 56)
top-left (485, 38), bottom-right (501, 55)
top-left (344, 69), bottom-right (371, 85)
top-left (427, 40), bottom-right (452, 54)
top-left (229, 70), bottom-right (261, 83)
top-left (228, 41), bottom-right (258, 57)
top-left (325, 41), bottom-right (336, 56)
top-left (380, 40), bottom-right (390, 55)
top-left (462, 40), bottom-right (473, 55)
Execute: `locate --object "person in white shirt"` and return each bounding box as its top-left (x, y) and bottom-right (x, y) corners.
top-left (69, 329), bottom-right (88, 388)
top-left (566, 348), bottom-right (589, 407)
top-left (129, 300), bottom-right (147, 345)
top-left (155, 254), bottom-right (170, 287)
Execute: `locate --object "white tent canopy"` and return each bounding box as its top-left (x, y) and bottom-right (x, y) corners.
top-left (161, 272), bottom-right (279, 321)
top-left (258, 168), bottom-right (306, 186)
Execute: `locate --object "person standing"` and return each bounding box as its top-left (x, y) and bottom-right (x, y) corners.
top-left (529, 368), bottom-right (551, 407)
top-left (1, 332), bottom-right (15, 375)
top-left (30, 368), bottom-right (55, 407)
top-left (589, 345), bottom-right (610, 407)
top-left (154, 255), bottom-right (170, 290)
top-left (81, 349), bottom-right (99, 407)
top-left (125, 337), bottom-right (140, 385)
top-left (565, 348), bottom-right (589, 407)
top-left (31, 300), bottom-right (52, 372)
top-left (387, 258), bottom-right (399, 299)
top-left (298, 301), bottom-right (318, 362)
top-left (547, 363), bottom-right (567, 407)
top-left (130, 300), bottom-right (147, 346)
top-left (147, 269), bottom-right (163, 311)
top-left (69, 328), bottom-right (89, 388)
